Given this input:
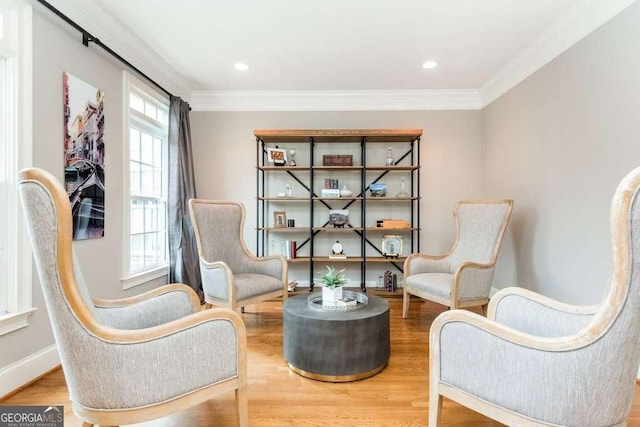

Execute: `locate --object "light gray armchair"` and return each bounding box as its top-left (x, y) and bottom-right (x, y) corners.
top-left (428, 167), bottom-right (640, 426)
top-left (189, 199), bottom-right (288, 311)
top-left (403, 199), bottom-right (513, 317)
top-left (19, 168), bottom-right (247, 427)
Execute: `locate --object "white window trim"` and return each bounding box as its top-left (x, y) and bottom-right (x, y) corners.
top-left (121, 72), bottom-right (169, 289)
top-left (0, 0), bottom-right (33, 336)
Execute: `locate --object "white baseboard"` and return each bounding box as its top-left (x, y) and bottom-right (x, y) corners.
top-left (0, 344), bottom-right (60, 398)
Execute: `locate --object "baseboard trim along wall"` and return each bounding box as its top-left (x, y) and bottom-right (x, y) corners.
top-left (0, 344), bottom-right (60, 399)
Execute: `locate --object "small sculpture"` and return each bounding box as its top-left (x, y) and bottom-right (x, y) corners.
top-left (339, 184), bottom-right (353, 197)
top-left (289, 149), bottom-right (297, 166)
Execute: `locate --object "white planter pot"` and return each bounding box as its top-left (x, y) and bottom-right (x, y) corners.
top-left (322, 286), bottom-right (343, 306)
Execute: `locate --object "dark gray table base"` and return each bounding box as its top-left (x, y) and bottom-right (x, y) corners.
top-left (283, 294), bottom-right (390, 382)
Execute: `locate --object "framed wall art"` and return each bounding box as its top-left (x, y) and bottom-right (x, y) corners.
top-left (63, 71), bottom-right (105, 240)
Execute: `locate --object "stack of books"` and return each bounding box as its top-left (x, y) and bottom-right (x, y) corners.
top-left (378, 219), bottom-right (410, 228)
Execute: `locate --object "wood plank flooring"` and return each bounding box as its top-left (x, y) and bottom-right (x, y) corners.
top-left (3, 297), bottom-right (640, 426)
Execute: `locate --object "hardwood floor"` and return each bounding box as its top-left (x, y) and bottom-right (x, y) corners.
top-left (3, 297), bottom-right (640, 426)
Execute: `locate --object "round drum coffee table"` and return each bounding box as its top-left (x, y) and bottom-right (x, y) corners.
top-left (283, 293), bottom-right (390, 382)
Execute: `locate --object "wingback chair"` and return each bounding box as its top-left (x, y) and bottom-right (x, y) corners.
top-left (403, 199), bottom-right (513, 317)
top-left (19, 168), bottom-right (247, 427)
top-left (428, 167), bottom-right (640, 426)
top-left (189, 199), bottom-right (287, 311)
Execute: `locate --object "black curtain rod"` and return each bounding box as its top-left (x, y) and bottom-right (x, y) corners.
top-left (36, 0), bottom-right (175, 99)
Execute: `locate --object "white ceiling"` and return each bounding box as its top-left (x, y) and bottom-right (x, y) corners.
top-left (95, 0), bottom-right (583, 91)
top-left (49, 0), bottom-right (635, 109)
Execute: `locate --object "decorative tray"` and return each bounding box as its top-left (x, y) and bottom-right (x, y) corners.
top-left (307, 290), bottom-right (368, 312)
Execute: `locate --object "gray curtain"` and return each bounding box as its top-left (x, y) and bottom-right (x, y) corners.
top-left (168, 96), bottom-right (202, 300)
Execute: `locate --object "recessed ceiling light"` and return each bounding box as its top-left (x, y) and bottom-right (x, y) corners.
top-left (422, 61), bottom-right (438, 69)
top-left (234, 63), bottom-right (250, 71)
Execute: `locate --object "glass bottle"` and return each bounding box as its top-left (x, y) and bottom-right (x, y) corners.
top-left (285, 183), bottom-right (292, 197)
top-left (386, 147), bottom-right (394, 166)
top-left (396, 177), bottom-right (411, 198)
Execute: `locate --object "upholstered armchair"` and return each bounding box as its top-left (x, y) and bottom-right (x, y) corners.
top-left (189, 199), bottom-right (288, 311)
top-left (428, 167), bottom-right (640, 426)
top-left (19, 168), bottom-right (247, 427)
top-left (402, 199), bottom-right (513, 317)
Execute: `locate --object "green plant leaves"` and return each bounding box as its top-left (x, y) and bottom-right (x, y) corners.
top-left (315, 265), bottom-right (347, 288)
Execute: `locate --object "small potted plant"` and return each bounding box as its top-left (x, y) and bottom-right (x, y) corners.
top-left (316, 266), bottom-right (347, 306)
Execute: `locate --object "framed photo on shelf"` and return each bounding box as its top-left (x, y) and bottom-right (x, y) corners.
top-left (266, 147), bottom-right (287, 166)
top-left (273, 211), bottom-right (287, 228)
top-left (382, 235), bottom-right (403, 258)
top-left (329, 209), bottom-right (349, 228)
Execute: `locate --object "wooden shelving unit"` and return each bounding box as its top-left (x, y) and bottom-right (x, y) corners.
top-left (255, 129), bottom-right (422, 291)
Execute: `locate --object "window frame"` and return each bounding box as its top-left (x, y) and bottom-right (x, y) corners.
top-left (0, 0), bottom-right (33, 336)
top-left (121, 72), bottom-right (170, 289)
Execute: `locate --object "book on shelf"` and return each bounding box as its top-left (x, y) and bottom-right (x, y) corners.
top-left (321, 189), bottom-right (340, 198)
top-left (323, 179), bottom-right (339, 189)
top-left (329, 254), bottom-right (347, 259)
top-left (378, 219), bottom-right (410, 228)
top-left (287, 281), bottom-right (298, 292)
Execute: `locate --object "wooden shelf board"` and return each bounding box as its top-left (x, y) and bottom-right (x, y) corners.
top-left (285, 257), bottom-right (406, 263)
top-left (258, 166), bottom-right (310, 171)
top-left (254, 129), bottom-right (423, 143)
top-left (365, 165), bottom-right (420, 171)
top-left (313, 197), bottom-right (363, 201)
top-left (312, 166), bottom-right (363, 170)
top-left (312, 257), bottom-right (364, 262)
top-left (312, 227), bottom-right (364, 232)
top-left (366, 197), bottom-right (420, 201)
top-left (365, 227), bottom-right (420, 231)
top-left (257, 227), bottom-right (307, 232)
top-left (364, 257), bottom-right (407, 263)
top-left (287, 257), bottom-right (311, 263)
top-left (257, 197), bottom-right (309, 201)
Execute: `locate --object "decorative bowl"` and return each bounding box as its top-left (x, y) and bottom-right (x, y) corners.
top-left (369, 183), bottom-right (387, 197)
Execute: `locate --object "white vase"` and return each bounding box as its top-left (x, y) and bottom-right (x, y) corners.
top-left (322, 286), bottom-right (343, 306)
top-left (339, 185), bottom-right (353, 197)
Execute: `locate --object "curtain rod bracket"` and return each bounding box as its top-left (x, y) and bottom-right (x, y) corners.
top-left (82, 32), bottom-right (99, 47)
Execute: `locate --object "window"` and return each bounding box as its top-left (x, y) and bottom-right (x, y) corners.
top-left (0, 0), bottom-right (33, 335)
top-left (122, 73), bottom-right (169, 289)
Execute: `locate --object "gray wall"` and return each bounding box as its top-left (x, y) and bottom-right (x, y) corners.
top-left (190, 110), bottom-right (483, 283)
top-left (482, 2), bottom-right (640, 304)
top-left (0, 5), bottom-right (164, 369)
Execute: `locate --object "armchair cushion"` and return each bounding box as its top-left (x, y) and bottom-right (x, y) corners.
top-left (235, 273), bottom-right (284, 300)
top-left (492, 293), bottom-right (594, 337)
top-left (405, 273), bottom-right (455, 300)
top-left (406, 255), bottom-right (450, 276)
top-left (95, 291), bottom-right (197, 330)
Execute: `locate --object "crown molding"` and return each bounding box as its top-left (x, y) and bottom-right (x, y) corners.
top-left (190, 89), bottom-right (482, 112)
top-left (481, 0), bottom-right (638, 107)
top-left (39, 0), bottom-right (192, 100)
